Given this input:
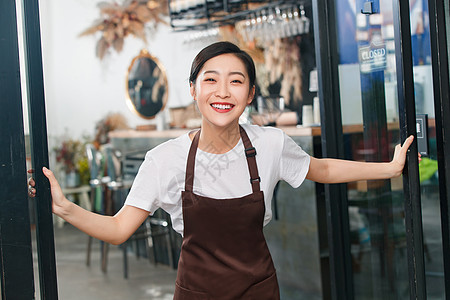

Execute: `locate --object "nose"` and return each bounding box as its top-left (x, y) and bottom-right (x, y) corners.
top-left (215, 81), bottom-right (230, 98)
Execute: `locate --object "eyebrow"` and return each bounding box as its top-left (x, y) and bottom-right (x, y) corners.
top-left (203, 70), bottom-right (246, 78)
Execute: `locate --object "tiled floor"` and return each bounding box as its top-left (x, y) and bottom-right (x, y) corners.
top-left (33, 224), bottom-right (178, 300)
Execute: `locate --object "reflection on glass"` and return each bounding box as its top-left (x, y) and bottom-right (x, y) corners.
top-left (126, 49), bottom-right (168, 119)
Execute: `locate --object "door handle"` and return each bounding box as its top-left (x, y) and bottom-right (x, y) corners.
top-left (416, 114), bottom-right (429, 156)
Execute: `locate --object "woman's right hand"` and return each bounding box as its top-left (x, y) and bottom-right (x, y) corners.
top-left (30, 168), bottom-right (150, 245)
top-left (28, 167), bottom-right (71, 216)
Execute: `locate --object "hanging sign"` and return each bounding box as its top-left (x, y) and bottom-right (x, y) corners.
top-left (358, 41), bottom-right (387, 73)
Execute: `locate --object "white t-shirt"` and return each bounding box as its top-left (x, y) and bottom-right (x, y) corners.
top-left (125, 124), bottom-right (311, 236)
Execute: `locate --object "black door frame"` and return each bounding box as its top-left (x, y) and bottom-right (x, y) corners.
top-left (392, 0), bottom-right (426, 298)
top-left (0, 0), bottom-right (35, 298)
top-left (20, 0), bottom-right (59, 298)
top-left (312, 0), bottom-right (353, 299)
top-left (1, 0), bottom-right (58, 298)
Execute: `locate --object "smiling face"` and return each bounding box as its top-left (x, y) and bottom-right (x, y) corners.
top-left (190, 53), bottom-right (255, 130)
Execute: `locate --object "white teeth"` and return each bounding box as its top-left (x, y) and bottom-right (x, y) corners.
top-left (212, 104), bottom-right (232, 110)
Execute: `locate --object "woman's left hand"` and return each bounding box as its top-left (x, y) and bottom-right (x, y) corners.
top-left (391, 135), bottom-right (421, 177)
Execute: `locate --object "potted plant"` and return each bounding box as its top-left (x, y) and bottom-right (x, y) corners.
top-left (53, 138), bottom-right (90, 187)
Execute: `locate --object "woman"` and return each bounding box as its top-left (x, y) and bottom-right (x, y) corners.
top-left (30, 41), bottom-right (416, 299)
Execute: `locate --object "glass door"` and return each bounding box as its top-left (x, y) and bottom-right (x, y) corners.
top-left (313, 0), bottom-right (450, 299)
top-left (330, 0), bottom-right (445, 299)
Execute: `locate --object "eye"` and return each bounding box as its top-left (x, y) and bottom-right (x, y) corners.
top-left (231, 79), bottom-right (243, 84)
top-left (204, 78), bottom-right (216, 82)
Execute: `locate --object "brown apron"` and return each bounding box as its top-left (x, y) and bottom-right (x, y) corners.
top-left (173, 126), bottom-right (280, 300)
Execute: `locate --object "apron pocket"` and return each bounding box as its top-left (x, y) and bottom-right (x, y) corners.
top-left (246, 272), bottom-right (280, 300)
top-left (174, 282), bottom-right (209, 300)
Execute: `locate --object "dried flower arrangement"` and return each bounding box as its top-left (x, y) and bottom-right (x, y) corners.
top-left (79, 0), bottom-right (169, 59)
top-left (94, 112), bottom-right (130, 148)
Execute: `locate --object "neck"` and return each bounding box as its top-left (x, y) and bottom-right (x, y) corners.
top-left (198, 121), bottom-right (241, 154)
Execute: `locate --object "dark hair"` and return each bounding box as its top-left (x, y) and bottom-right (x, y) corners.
top-left (189, 41), bottom-right (256, 88)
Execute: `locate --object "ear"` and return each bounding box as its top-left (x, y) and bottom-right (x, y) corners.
top-left (190, 82), bottom-right (196, 100)
top-left (247, 85), bottom-right (256, 105)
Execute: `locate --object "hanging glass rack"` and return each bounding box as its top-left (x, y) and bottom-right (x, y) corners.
top-left (168, 0), bottom-right (309, 31)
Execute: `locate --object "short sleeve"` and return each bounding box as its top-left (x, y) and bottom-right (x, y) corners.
top-left (279, 133), bottom-right (311, 188)
top-left (124, 152), bottom-right (161, 214)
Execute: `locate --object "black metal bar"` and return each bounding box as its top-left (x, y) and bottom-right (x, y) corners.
top-left (392, 0), bottom-right (426, 299)
top-left (427, 0), bottom-right (450, 297)
top-left (0, 0), bottom-right (35, 299)
top-left (20, 0), bottom-right (59, 298)
top-left (313, 136), bottom-right (332, 300)
top-left (312, 0), bottom-right (353, 299)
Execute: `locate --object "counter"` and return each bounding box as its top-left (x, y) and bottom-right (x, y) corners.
top-left (109, 125), bottom-right (322, 140)
top-left (108, 122), bottom-right (401, 141)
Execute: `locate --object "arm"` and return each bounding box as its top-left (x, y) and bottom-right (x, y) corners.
top-left (306, 135), bottom-right (416, 184)
top-left (38, 167), bottom-right (149, 245)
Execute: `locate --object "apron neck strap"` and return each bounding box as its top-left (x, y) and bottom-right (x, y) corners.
top-left (184, 126), bottom-right (261, 193)
top-left (185, 130), bottom-right (200, 193)
top-left (239, 125), bottom-right (261, 193)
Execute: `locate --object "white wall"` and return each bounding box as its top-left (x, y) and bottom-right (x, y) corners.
top-left (38, 0), bottom-right (212, 142)
top-left (338, 64), bottom-right (363, 125)
top-left (338, 64), bottom-right (436, 125)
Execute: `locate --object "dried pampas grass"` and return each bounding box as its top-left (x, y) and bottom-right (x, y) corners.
top-left (264, 38), bottom-right (303, 107)
top-left (79, 0), bottom-right (168, 60)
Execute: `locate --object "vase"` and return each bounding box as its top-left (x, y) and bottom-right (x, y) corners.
top-left (65, 171), bottom-right (80, 188)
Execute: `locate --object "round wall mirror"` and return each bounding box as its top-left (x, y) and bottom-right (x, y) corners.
top-left (126, 49), bottom-right (168, 119)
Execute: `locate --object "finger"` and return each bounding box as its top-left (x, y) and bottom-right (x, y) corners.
top-left (400, 136), bottom-right (414, 155)
top-left (28, 186), bottom-right (36, 198)
top-left (402, 135), bottom-right (414, 148)
top-left (42, 167), bottom-right (61, 189)
top-left (28, 177), bottom-right (35, 186)
top-left (27, 169), bottom-right (35, 174)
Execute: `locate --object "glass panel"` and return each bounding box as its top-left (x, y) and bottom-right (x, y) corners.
top-left (335, 0), bottom-right (443, 298)
top-left (338, 0), bottom-right (409, 289)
